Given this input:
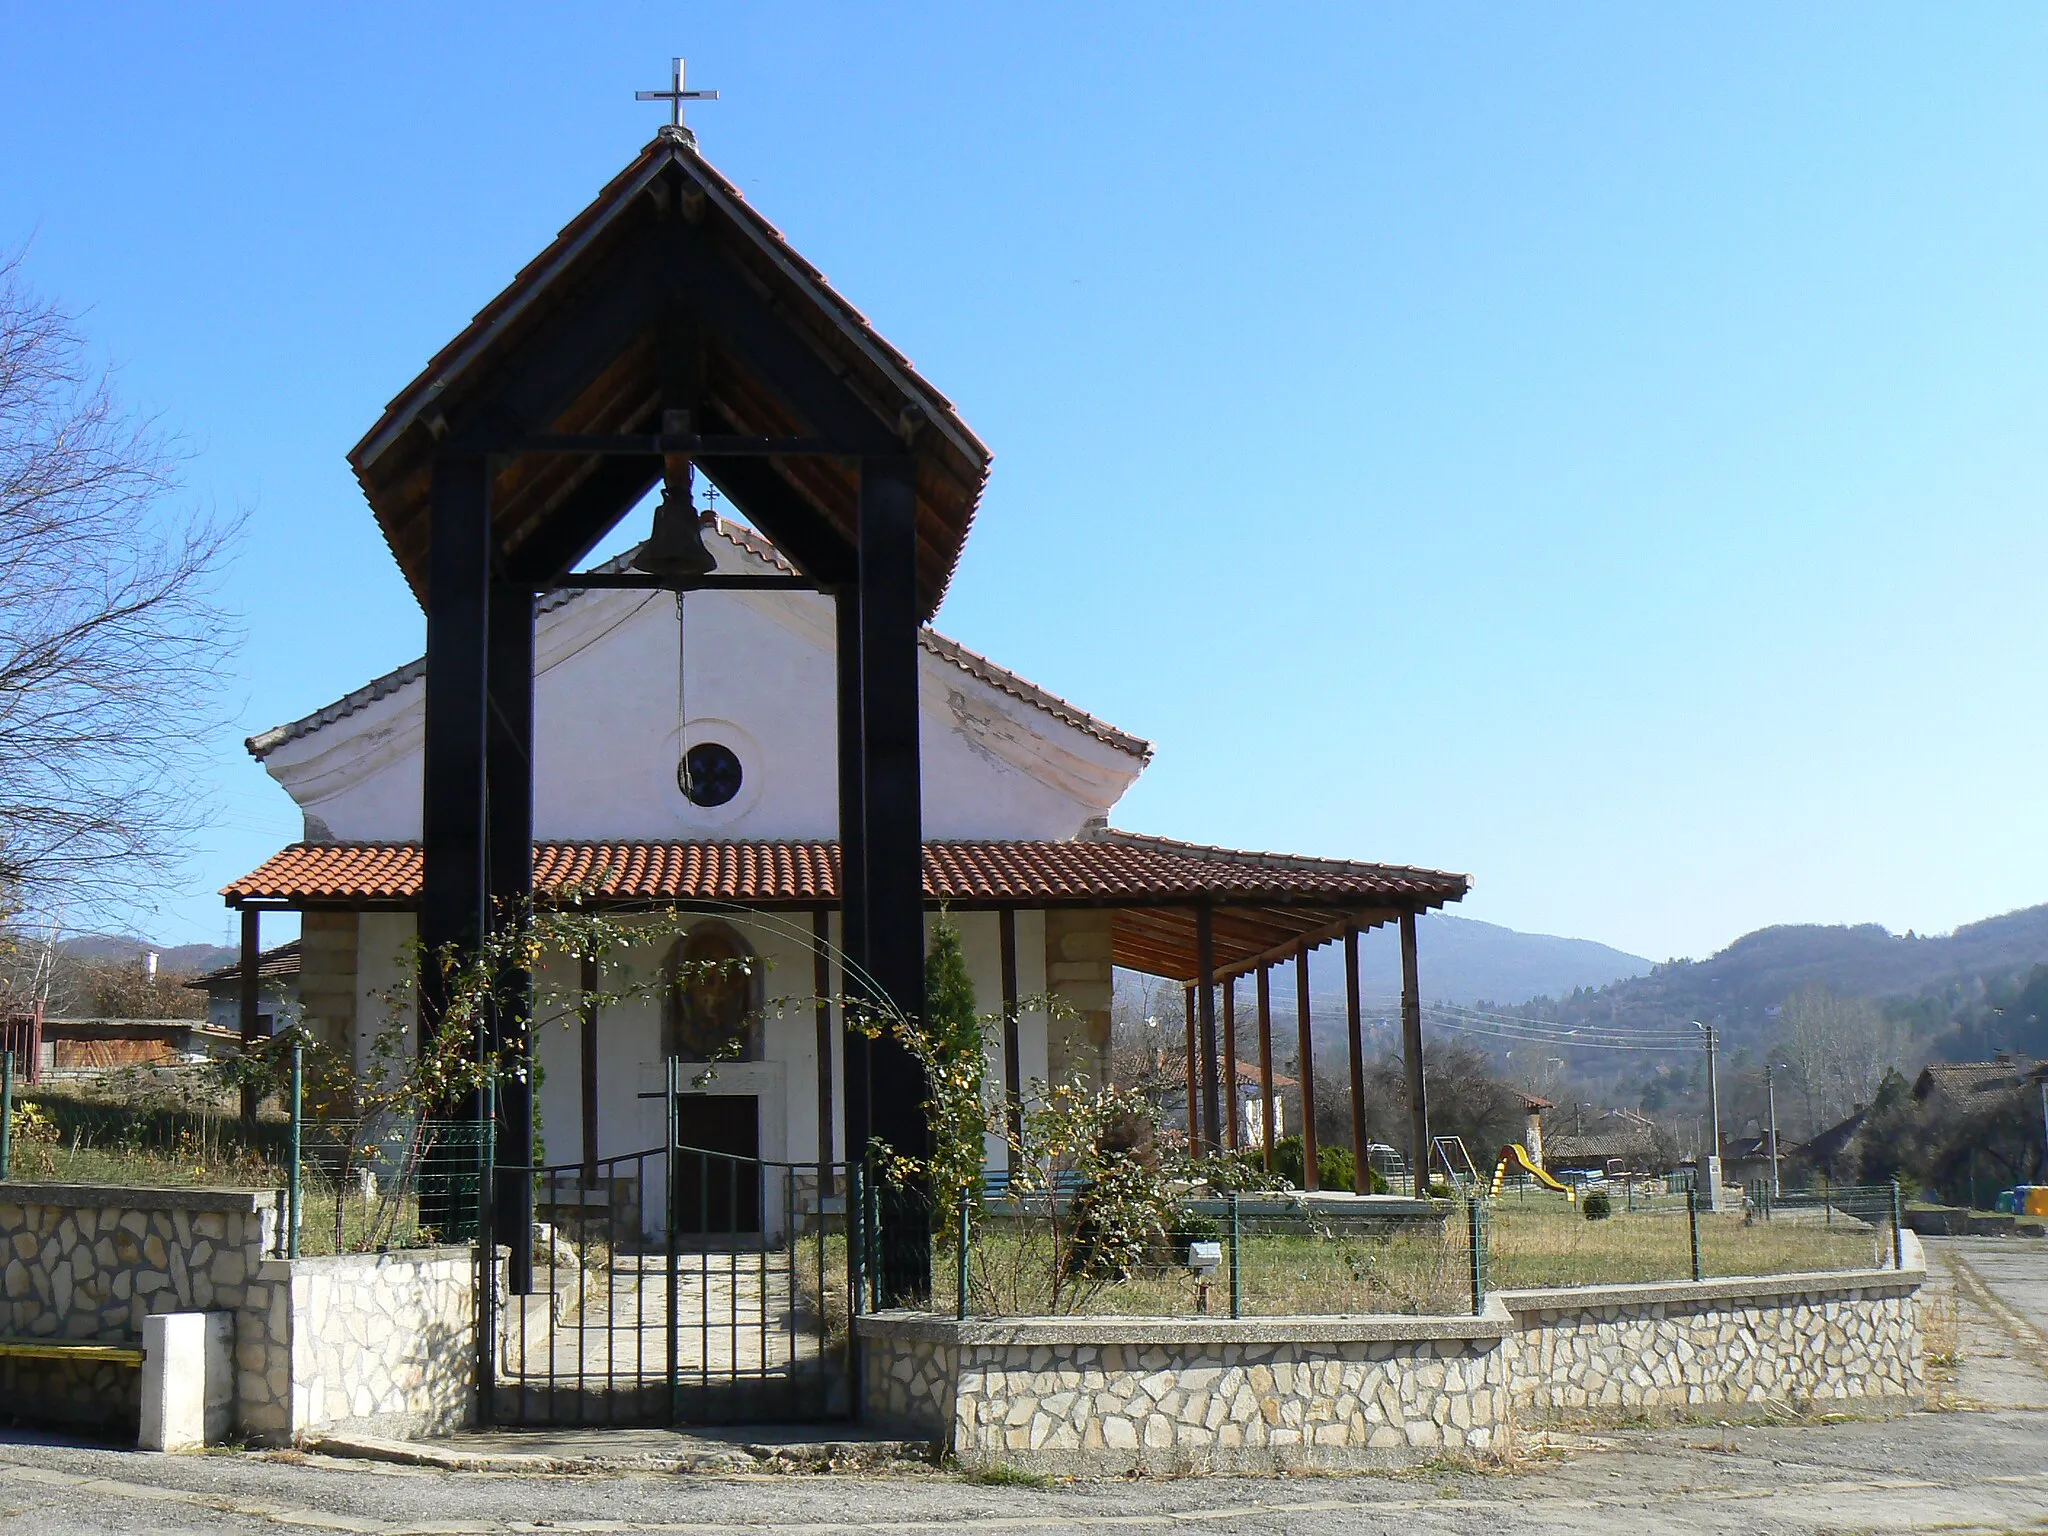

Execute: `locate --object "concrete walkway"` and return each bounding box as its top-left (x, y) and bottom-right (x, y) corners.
top-left (1924, 1235), bottom-right (2048, 1409)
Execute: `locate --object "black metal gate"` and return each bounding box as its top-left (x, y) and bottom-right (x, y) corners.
top-left (481, 1136), bottom-right (855, 1427)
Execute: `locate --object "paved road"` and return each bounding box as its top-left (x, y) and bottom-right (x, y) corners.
top-left (1, 1408), bottom-right (2044, 1535)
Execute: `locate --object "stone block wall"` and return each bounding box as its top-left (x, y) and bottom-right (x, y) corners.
top-left (860, 1254), bottom-right (1924, 1473)
top-left (0, 1185), bottom-right (276, 1432)
top-left (1504, 1268), bottom-right (1923, 1417)
top-left (864, 1312), bottom-right (1513, 1473)
top-left (1043, 910), bottom-right (1112, 1089)
top-left (296, 910), bottom-right (359, 1060)
top-left (0, 1184), bottom-right (474, 1444)
top-left (238, 1248), bottom-right (476, 1441)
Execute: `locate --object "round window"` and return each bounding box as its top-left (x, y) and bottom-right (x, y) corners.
top-left (678, 741), bottom-right (743, 808)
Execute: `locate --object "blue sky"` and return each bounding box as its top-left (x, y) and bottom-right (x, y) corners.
top-left (3, 5), bottom-right (2044, 963)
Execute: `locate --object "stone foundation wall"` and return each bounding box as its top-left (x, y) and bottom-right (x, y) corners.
top-left (285, 1250), bottom-right (475, 1439)
top-left (1504, 1265), bottom-right (1923, 1417)
top-left (0, 1185), bottom-right (276, 1431)
top-left (1043, 910), bottom-right (1112, 1088)
top-left (0, 1185), bottom-right (473, 1444)
top-left (861, 1252), bottom-right (1924, 1473)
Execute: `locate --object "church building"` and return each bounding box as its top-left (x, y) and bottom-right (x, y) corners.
top-left (218, 119), bottom-right (1469, 1239)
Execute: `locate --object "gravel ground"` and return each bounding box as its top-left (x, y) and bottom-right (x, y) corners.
top-left (0, 1237), bottom-right (2042, 1535)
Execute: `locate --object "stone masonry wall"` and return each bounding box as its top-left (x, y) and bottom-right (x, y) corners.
top-left (0, 1185), bottom-right (275, 1431)
top-left (864, 1312), bottom-right (1513, 1473)
top-left (1505, 1268), bottom-right (1923, 1417)
top-left (0, 1185), bottom-right (473, 1445)
top-left (296, 910), bottom-right (359, 1061)
top-left (861, 1256), bottom-right (1924, 1473)
top-left (285, 1250), bottom-right (475, 1439)
top-left (1043, 909), bottom-right (1112, 1089)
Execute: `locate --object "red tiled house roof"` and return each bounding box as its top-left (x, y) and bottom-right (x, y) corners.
top-left (223, 831), bottom-right (1469, 983)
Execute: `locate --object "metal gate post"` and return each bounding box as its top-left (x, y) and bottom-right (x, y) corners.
top-left (665, 1056), bottom-right (680, 1423)
top-left (847, 1160), bottom-right (864, 1421)
top-left (476, 1077), bottom-right (499, 1427)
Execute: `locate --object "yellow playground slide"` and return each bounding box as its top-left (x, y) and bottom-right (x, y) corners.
top-left (1492, 1144), bottom-right (1575, 1202)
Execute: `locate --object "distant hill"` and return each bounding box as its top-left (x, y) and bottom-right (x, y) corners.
top-left (1118, 912), bottom-right (1647, 1017)
top-left (55, 934), bottom-right (237, 975)
top-left (1510, 903), bottom-right (2048, 1048)
top-left (1319, 913), bottom-right (1648, 1008)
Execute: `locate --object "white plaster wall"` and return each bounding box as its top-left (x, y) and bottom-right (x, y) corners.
top-left (260, 532), bottom-right (1144, 845)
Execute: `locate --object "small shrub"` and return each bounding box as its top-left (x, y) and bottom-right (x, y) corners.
top-left (1582, 1190), bottom-right (1613, 1221)
top-left (1271, 1136), bottom-right (1376, 1193)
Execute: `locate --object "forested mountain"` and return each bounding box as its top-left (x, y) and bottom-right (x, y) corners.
top-left (1504, 904), bottom-right (2048, 1055)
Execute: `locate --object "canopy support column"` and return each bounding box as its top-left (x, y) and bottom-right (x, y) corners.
top-left (834, 589), bottom-right (869, 1169)
top-left (1195, 905), bottom-right (1220, 1155)
top-left (238, 908), bottom-right (261, 1127)
top-left (1295, 941), bottom-right (1319, 1191)
top-left (813, 908), bottom-right (835, 1198)
top-left (999, 909), bottom-right (1022, 1158)
top-left (1345, 927), bottom-right (1370, 1194)
top-left (1221, 977), bottom-right (1239, 1152)
top-left (1183, 985), bottom-right (1198, 1152)
top-left (1401, 907), bottom-right (1429, 1195)
top-left (1256, 965), bottom-right (1275, 1171)
top-left (486, 575), bottom-right (535, 1291)
top-left (856, 455), bottom-right (929, 1302)
top-left (420, 450), bottom-right (492, 1243)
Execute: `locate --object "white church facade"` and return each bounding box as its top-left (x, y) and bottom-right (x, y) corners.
top-left (226, 512), bottom-right (1466, 1208)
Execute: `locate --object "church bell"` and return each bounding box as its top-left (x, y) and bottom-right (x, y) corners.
top-left (632, 460), bottom-right (718, 582)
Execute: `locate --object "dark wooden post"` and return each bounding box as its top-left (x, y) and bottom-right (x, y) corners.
top-left (237, 908), bottom-right (261, 1126)
top-left (999, 909), bottom-right (1022, 1157)
top-left (1221, 976), bottom-right (1239, 1152)
top-left (1256, 964), bottom-right (1275, 1171)
top-left (1195, 905), bottom-right (1221, 1155)
top-left (834, 589), bottom-right (870, 1167)
top-left (1345, 926), bottom-right (1370, 1194)
top-left (579, 953), bottom-right (600, 1187)
top-left (1183, 985), bottom-right (1199, 1150)
top-left (813, 908), bottom-right (835, 1198)
top-left (485, 575), bottom-right (535, 1288)
top-left (1400, 908), bottom-right (1429, 1195)
top-left (857, 455), bottom-right (929, 1301)
top-left (1295, 941), bottom-right (1319, 1192)
top-left (419, 451), bottom-right (491, 1240)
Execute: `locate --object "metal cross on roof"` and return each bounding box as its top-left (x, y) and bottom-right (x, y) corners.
top-left (635, 56), bottom-right (719, 132)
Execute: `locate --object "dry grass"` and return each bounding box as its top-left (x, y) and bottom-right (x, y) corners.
top-left (1488, 1203), bottom-right (1881, 1290)
top-left (951, 1199), bottom-right (1891, 1318)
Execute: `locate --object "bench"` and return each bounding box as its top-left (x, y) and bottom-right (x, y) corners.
top-left (0, 1337), bottom-right (145, 1366)
top-left (0, 1314), bottom-right (229, 1450)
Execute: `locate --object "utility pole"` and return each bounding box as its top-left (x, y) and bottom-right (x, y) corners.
top-left (1695, 1022), bottom-right (1723, 1211)
top-left (1765, 1063), bottom-right (1786, 1201)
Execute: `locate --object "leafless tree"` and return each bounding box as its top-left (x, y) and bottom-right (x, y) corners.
top-left (1774, 983), bottom-right (1912, 1138)
top-left (0, 252), bottom-right (239, 958)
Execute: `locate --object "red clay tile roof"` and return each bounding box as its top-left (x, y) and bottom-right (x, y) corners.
top-left (223, 836), bottom-right (1468, 910)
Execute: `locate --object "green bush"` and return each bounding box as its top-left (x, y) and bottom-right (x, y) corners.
top-left (1581, 1190), bottom-right (1613, 1221)
top-left (1270, 1136), bottom-right (1383, 1193)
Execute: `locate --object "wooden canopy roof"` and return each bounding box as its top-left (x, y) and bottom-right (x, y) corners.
top-left (349, 130), bottom-right (992, 620)
top-left (223, 833), bottom-right (1470, 984)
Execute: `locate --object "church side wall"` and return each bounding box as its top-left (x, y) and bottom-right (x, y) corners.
top-left (297, 912), bottom-right (358, 1061)
top-left (1044, 910), bottom-right (1113, 1090)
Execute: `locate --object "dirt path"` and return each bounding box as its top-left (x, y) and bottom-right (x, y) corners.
top-left (1924, 1235), bottom-right (2048, 1410)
